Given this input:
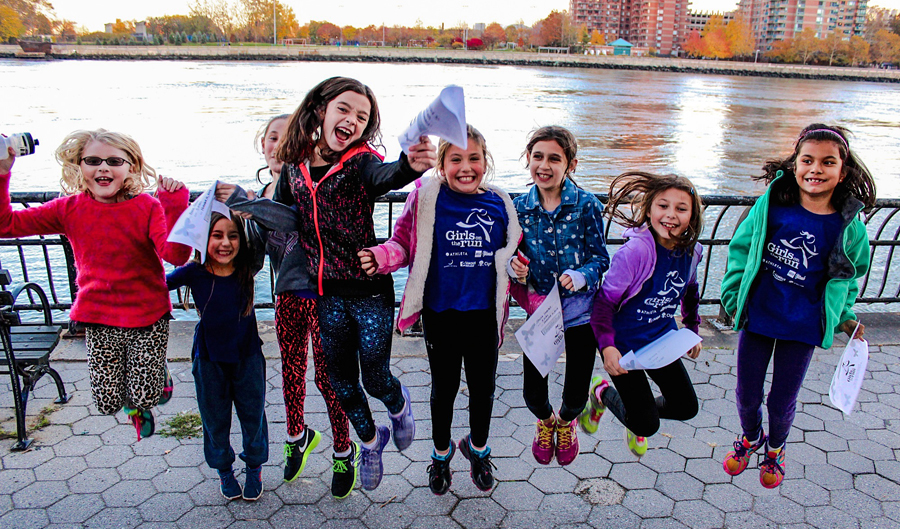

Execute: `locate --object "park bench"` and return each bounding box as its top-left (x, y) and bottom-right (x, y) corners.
top-left (0, 265), bottom-right (70, 450)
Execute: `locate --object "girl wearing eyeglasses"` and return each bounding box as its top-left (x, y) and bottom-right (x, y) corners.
top-left (0, 129), bottom-right (191, 441)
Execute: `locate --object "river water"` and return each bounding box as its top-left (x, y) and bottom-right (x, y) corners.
top-left (3, 59), bottom-right (900, 197)
top-left (3, 59), bottom-right (900, 319)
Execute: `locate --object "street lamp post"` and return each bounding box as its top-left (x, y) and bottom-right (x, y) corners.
top-left (755, 49), bottom-right (760, 62)
top-left (273, 0), bottom-right (277, 45)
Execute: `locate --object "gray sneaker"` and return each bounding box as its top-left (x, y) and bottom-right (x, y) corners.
top-left (390, 385), bottom-right (415, 451)
top-left (359, 425), bottom-right (390, 491)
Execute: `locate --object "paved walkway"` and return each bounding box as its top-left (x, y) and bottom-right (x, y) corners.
top-left (0, 316), bottom-right (898, 528)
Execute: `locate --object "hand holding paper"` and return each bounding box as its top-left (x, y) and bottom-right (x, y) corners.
top-left (167, 180), bottom-right (232, 264)
top-left (398, 85), bottom-right (467, 155)
top-left (617, 328), bottom-right (703, 371)
top-left (829, 320), bottom-right (868, 415)
top-left (514, 283), bottom-right (565, 378)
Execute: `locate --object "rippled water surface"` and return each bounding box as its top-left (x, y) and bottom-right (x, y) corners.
top-left (4, 59), bottom-right (900, 197)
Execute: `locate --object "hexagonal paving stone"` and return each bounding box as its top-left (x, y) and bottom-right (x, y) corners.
top-left (84, 444), bottom-right (135, 468)
top-left (804, 464), bottom-right (854, 491)
top-left (116, 455), bottom-right (168, 481)
top-left (0, 468), bottom-right (35, 495)
top-left (360, 473), bottom-right (414, 504)
top-left (672, 499), bottom-right (726, 529)
top-left (752, 495), bottom-right (806, 525)
top-left (34, 456), bottom-right (88, 481)
top-left (538, 493), bottom-right (591, 523)
top-left (527, 466), bottom-right (579, 494)
top-left (655, 471), bottom-right (704, 501)
top-left (359, 501), bottom-right (416, 529)
top-left (83, 507), bottom-right (142, 529)
top-left (46, 493), bottom-right (105, 524)
top-left (451, 497), bottom-right (505, 528)
top-left (102, 480), bottom-right (157, 507)
top-left (492, 480), bottom-right (543, 511)
top-left (402, 486), bottom-right (458, 516)
top-left (621, 488), bottom-right (674, 518)
top-left (0, 507), bottom-right (49, 528)
top-left (779, 479), bottom-right (830, 507)
top-left (269, 504), bottom-right (326, 527)
top-left (585, 504), bottom-right (641, 529)
top-left (855, 473), bottom-right (900, 502)
top-left (805, 505), bottom-right (862, 529)
top-left (639, 448), bottom-right (686, 473)
top-left (703, 483), bottom-right (753, 512)
top-left (564, 452), bottom-right (611, 480)
top-left (317, 491), bottom-right (370, 519)
top-left (175, 505), bottom-right (234, 529)
top-left (68, 467), bottom-right (121, 494)
top-left (138, 491), bottom-right (195, 522)
top-left (151, 466), bottom-right (205, 493)
top-left (51, 434), bottom-right (102, 457)
top-left (827, 451), bottom-right (875, 474)
top-left (608, 462), bottom-right (658, 490)
top-left (12, 480), bottom-right (68, 509)
top-left (71, 415), bottom-right (118, 436)
top-left (1, 446), bottom-right (55, 469)
top-left (274, 476), bottom-right (329, 505)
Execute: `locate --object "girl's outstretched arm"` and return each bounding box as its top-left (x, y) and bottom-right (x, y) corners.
top-left (153, 181), bottom-right (192, 266)
top-left (0, 172), bottom-right (65, 238)
top-left (221, 184), bottom-right (298, 233)
top-left (361, 137), bottom-right (435, 197)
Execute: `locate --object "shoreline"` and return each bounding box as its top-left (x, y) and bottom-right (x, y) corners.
top-left (3, 43), bottom-right (899, 83)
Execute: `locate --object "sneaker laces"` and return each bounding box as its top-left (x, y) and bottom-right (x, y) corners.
top-left (537, 421), bottom-right (554, 449)
top-left (284, 443), bottom-right (294, 458)
top-left (760, 455), bottom-right (784, 477)
top-left (473, 452), bottom-right (497, 479)
top-left (557, 422), bottom-right (574, 449)
top-left (332, 457), bottom-right (350, 474)
top-left (732, 438), bottom-right (751, 455)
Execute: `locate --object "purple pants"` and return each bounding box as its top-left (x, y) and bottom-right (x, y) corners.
top-left (736, 330), bottom-right (815, 448)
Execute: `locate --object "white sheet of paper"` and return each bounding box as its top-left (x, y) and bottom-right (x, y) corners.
top-left (618, 328), bottom-right (702, 371)
top-left (515, 283), bottom-right (565, 378)
top-left (167, 180), bottom-right (231, 264)
top-left (829, 321), bottom-right (868, 415)
top-left (398, 85), bottom-right (467, 154)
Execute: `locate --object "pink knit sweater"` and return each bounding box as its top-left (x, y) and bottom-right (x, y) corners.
top-left (0, 172), bottom-right (191, 327)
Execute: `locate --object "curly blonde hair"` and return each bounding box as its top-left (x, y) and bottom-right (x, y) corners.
top-left (55, 129), bottom-right (156, 197)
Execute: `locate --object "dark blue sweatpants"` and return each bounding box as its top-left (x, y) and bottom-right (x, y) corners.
top-left (193, 352), bottom-right (269, 471)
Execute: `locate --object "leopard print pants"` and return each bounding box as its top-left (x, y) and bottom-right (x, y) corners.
top-left (85, 318), bottom-right (169, 415)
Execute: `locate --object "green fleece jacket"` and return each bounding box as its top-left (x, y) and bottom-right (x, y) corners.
top-left (720, 174), bottom-right (870, 349)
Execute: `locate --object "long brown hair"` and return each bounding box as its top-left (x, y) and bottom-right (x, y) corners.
top-left (522, 125), bottom-right (579, 188)
top-left (435, 124), bottom-right (494, 190)
top-left (184, 212), bottom-right (256, 317)
top-left (275, 77), bottom-right (382, 165)
top-left (758, 123), bottom-right (876, 210)
top-left (606, 171), bottom-right (704, 251)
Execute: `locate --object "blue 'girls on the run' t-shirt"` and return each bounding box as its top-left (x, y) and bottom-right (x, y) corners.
top-left (746, 202), bottom-right (843, 346)
top-left (423, 186), bottom-right (508, 312)
top-left (613, 241), bottom-right (693, 354)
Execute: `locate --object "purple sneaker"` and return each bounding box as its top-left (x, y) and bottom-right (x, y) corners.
top-left (390, 385), bottom-right (415, 451)
top-left (359, 425), bottom-right (390, 491)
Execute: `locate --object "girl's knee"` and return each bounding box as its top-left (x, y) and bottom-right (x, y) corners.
top-left (630, 417), bottom-right (660, 438)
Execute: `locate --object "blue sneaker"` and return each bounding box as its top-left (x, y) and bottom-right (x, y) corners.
top-left (390, 385), bottom-right (415, 451)
top-left (359, 425), bottom-right (390, 491)
top-left (217, 468), bottom-right (242, 500)
top-left (243, 466), bottom-right (263, 501)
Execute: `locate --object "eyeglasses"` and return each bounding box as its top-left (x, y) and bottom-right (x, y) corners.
top-left (81, 156), bottom-right (132, 167)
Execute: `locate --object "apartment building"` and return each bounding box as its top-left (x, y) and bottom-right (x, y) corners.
top-left (738, 0), bottom-right (868, 50)
top-left (686, 10), bottom-right (736, 35)
top-left (570, 0), bottom-right (690, 56)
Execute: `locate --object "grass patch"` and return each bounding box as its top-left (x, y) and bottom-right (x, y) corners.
top-left (31, 405), bottom-right (59, 430)
top-left (159, 412), bottom-right (203, 439)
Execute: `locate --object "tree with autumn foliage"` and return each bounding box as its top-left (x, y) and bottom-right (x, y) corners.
top-left (870, 29), bottom-right (900, 65)
top-left (724, 15), bottom-right (753, 57)
top-left (590, 29), bottom-right (605, 45)
top-left (848, 35), bottom-right (870, 66)
top-left (316, 21), bottom-right (341, 43)
top-left (481, 22), bottom-right (505, 49)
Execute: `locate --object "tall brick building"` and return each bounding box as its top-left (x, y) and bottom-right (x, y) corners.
top-left (570, 0), bottom-right (691, 56)
top-left (738, 0), bottom-right (868, 50)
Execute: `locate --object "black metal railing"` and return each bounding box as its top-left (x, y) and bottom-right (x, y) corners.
top-left (3, 191), bottom-right (900, 321)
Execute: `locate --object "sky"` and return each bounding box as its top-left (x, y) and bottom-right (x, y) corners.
top-left (52, 0), bottom-right (900, 33)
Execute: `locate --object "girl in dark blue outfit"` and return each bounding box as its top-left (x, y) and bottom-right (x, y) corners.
top-left (166, 212), bottom-right (268, 502)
